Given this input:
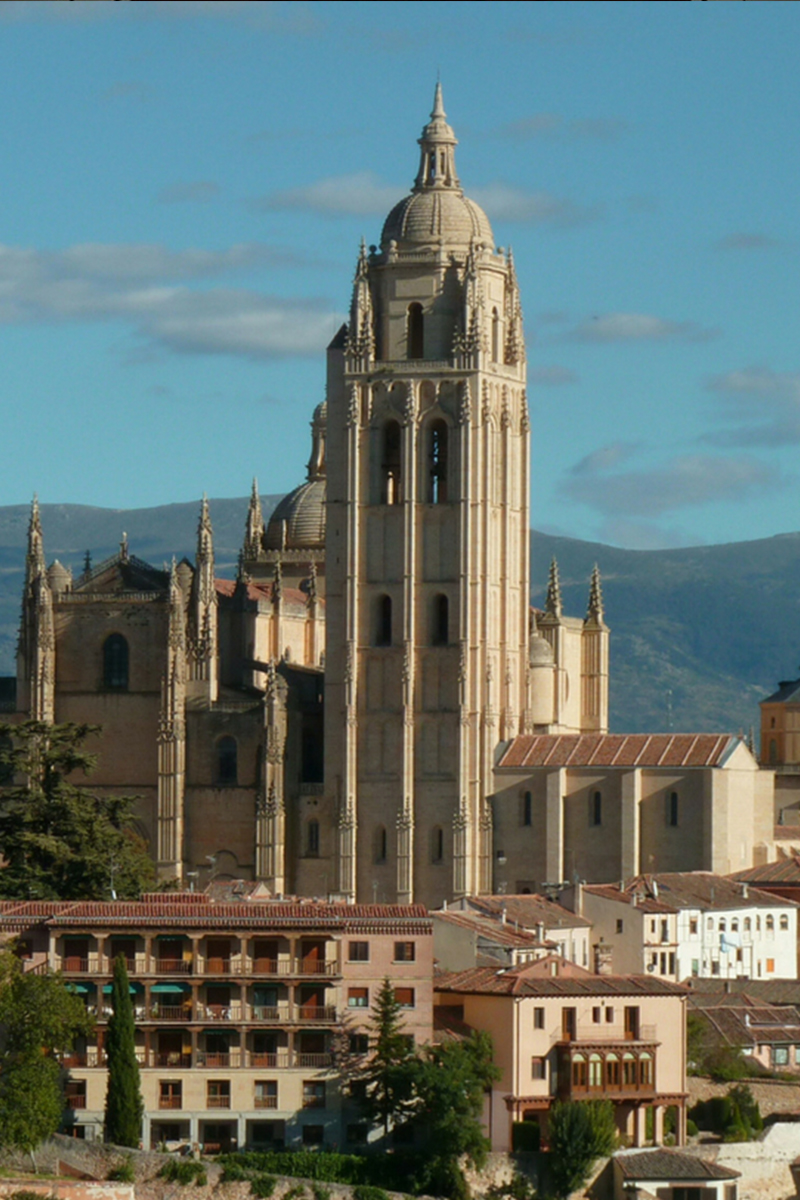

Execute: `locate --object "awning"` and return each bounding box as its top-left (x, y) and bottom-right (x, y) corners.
top-left (150, 983), bottom-right (188, 994)
top-left (67, 983), bottom-right (91, 994)
top-left (102, 983), bottom-right (139, 995)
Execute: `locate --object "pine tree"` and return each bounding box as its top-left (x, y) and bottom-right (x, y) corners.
top-left (0, 720), bottom-right (155, 900)
top-left (104, 955), bottom-right (143, 1148)
top-left (360, 977), bottom-right (417, 1137)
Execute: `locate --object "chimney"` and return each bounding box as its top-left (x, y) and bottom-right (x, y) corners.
top-left (741, 883), bottom-right (749, 900)
top-left (501, 905), bottom-right (507, 925)
top-left (594, 939), bottom-right (613, 976)
top-left (576, 880), bottom-right (584, 916)
top-left (536, 921), bottom-right (545, 944)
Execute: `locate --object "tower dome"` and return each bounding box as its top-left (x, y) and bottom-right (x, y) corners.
top-left (380, 84), bottom-right (494, 252)
top-left (264, 400), bottom-right (327, 551)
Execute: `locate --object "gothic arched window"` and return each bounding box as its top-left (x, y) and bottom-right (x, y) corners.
top-left (407, 303), bottom-right (423, 360)
top-left (103, 633), bottom-right (129, 691)
top-left (381, 420), bottom-right (403, 504)
top-left (432, 594), bottom-right (448, 646)
top-left (375, 595), bottom-right (392, 647)
top-left (217, 736), bottom-right (238, 785)
top-left (428, 419), bottom-right (448, 503)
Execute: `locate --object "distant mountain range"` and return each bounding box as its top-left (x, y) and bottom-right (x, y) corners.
top-left (1, 497), bottom-right (796, 736)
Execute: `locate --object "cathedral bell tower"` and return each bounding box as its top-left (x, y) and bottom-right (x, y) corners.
top-left (325, 86), bottom-right (529, 907)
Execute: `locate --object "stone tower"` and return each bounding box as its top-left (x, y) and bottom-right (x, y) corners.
top-left (325, 86), bottom-right (530, 907)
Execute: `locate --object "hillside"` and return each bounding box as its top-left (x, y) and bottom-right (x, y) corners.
top-left (1, 498), bottom-right (795, 735)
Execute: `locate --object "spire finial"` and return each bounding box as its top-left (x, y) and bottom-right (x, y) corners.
top-left (545, 557), bottom-right (562, 618)
top-left (414, 80), bottom-right (459, 193)
top-left (586, 564), bottom-right (604, 623)
top-left (432, 80), bottom-right (446, 119)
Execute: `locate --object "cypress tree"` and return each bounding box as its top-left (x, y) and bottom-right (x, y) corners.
top-left (104, 954), bottom-right (143, 1147)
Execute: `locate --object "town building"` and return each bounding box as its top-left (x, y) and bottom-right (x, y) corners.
top-left (434, 892), bottom-right (592, 971)
top-left (491, 735), bottom-right (773, 891)
top-left (434, 957), bottom-right (687, 1151)
top-left (612, 1149), bottom-right (740, 1200)
top-left (572, 874), bottom-right (798, 982)
top-left (688, 989), bottom-right (800, 1074)
top-left (0, 894), bottom-right (432, 1150)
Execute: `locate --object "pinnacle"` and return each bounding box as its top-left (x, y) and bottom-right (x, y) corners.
top-left (587, 563), bottom-right (604, 622)
top-left (545, 557), bottom-right (562, 618)
top-left (432, 80), bottom-right (446, 120)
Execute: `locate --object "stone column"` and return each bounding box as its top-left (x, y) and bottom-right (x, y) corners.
top-left (545, 768), bottom-right (565, 883)
top-left (621, 769), bottom-right (641, 882)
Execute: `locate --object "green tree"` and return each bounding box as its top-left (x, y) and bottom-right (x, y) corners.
top-left (409, 1031), bottom-right (501, 1200)
top-left (547, 1100), bottom-right (617, 1200)
top-left (358, 978), bottom-right (417, 1138)
top-left (104, 955), bottom-right (144, 1148)
top-left (0, 721), bottom-right (155, 900)
top-left (0, 949), bottom-right (92, 1162)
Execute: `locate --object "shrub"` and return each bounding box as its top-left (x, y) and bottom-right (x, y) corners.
top-left (312, 1187), bottom-right (331, 1200)
top-left (353, 1189), bottom-right (388, 1200)
top-left (511, 1121), bottom-right (540, 1153)
top-left (251, 1177), bottom-right (276, 1198)
top-left (159, 1159), bottom-right (208, 1186)
top-left (547, 1101), bottom-right (617, 1200)
top-left (686, 1119), bottom-right (698, 1137)
top-left (283, 1188), bottom-right (306, 1200)
top-left (107, 1159), bottom-right (136, 1183)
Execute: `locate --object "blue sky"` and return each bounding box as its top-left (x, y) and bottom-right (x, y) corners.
top-left (3, 0), bottom-right (800, 550)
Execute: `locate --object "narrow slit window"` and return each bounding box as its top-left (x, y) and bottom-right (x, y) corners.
top-left (523, 791), bottom-right (532, 827)
top-left (591, 791), bottom-right (602, 827)
top-left (668, 791), bottom-right (679, 827)
top-left (492, 307), bottom-right (500, 362)
top-left (407, 304), bottom-right (424, 360)
top-left (381, 420), bottom-right (402, 504)
top-left (376, 595), bottom-right (392, 646)
top-left (103, 633), bottom-right (129, 690)
top-left (217, 736), bottom-right (237, 785)
top-left (433, 594), bottom-right (448, 645)
top-left (307, 819), bottom-right (320, 857)
top-left (432, 826), bottom-right (444, 864)
top-left (429, 420), bottom-right (448, 503)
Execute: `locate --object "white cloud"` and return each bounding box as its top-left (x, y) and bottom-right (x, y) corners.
top-left (0, 241), bottom-right (338, 360)
top-left (471, 184), bottom-right (600, 226)
top-left (157, 181), bottom-right (221, 205)
top-left (496, 113), bottom-right (628, 142)
top-left (527, 365), bottom-right (579, 386)
top-left (255, 172), bottom-right (402, 218)
top-left (569, 312), bottom-right (718, 343)
top-left (703, 365), bottom-right (800, 446)
top-left (570, 442), bottom-right (640, 475)
top-left (562, 453), bottom-right (775, 517)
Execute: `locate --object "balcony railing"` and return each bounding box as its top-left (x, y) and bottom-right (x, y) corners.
top-left (149, 1005), bottom-right (191, 1022)
top-left (66, 1048), bottom-right (329, 1070)
top-left (296, 1005), bottom-right (337, 1023)
top-left (207, 1096), bottom-right (231, 1109)
top-left (156, 959), bottom-right (192, 975)
top-left (62, 958), bottom-right (91, 973)
top-left (247, 1052), bottom-right (290, 1069)
top-left (152, 1052), bottom-right (192, 1068)
top-left (295, 1052), bottom-right (333, 1068)
top-left (57, 954), bottom-right (340, 977)
top-left (159, 1096), bottom-right (183, 1110)
top-left (254, 1096), bottom-right (278, 1109)
top-left (198, 1004), bottom-right (244, 1022)
top-left (251, 1005), bottom-right (291, 1022)
top-left (552, 1025), bottom-right (657, 1044)
top-left (66, 1096), bottom-right (87, 1110)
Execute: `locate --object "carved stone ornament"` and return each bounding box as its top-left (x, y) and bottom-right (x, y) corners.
top-left (346, 384), bottom-right (359, 428)
top-left (457, 381), bottom-right (471, 425)
top-left (481, 379), bottom-right (491, 423)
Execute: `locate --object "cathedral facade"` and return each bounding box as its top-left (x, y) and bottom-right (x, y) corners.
top-left (14, 89), bottom-right (609, 908)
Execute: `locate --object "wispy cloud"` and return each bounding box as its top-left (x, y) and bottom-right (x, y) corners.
top-left (496, 113), bottom-right (628, 142)
top-left (715, 232), bottom-right (781, 252)
top-left (157, 181), bottom-right (221, 205)
top-left (471, 184), bottom-right (600, 227)
top-left (703, 365), bottom-right (800, 446)
top-left (569, 442), bottom-right (640, 475)
top-left (595, 518), bottom-right (705, 551)
top-left (527, 365), bottom-right (579, 386)
top-left (562, 452), bottom-right (775, 517)
top-left (569, 312), bottom-right (719, 343)
top-left (0, 1), bottom-right (321, 31)
top-left (0, 241), bottom-right (337, 360)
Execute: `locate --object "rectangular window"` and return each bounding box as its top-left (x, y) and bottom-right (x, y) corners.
top-left (605, 1007), bottom-right (614, 1023)
top-left (302, 1081), bottom-right (326, 1109)
top-left (591, 791), bottom-right (602, 826)
top-left (690, 918), bottom-right (698, 935)
top-left (592, 1007), bottom-right (601, 1024)
top-left (302, 1125), bottom-right (324, 1145)
top-left (394, 987), bottom-right (415, 1008)
top-left (349, 1033), bottom-right (369, 1054)
top-left (394, 941), bottom-right (415, 962)
top-left (207, 1080), bottom-right (230, 1109)
top-left (669, 952), bottom-right (676, 975)
top-left (767, 958), bottom-right (775, 974)
top-left (531, 1057), bottom-right (546, 1080)
top-left (159, 1080), bottom-right (182, 1110)
top-left (348, 941), bottom-right (369, 962)
top-left (348, 987), bottom-right (369, 1008)
top-left (616, 919), bottom-right (624, 934)
top-left (255, 1080), bottom-right (278, 1109)
top-left (773, 1046), bottom-right (789, 1066)
top-left (533, 1007), bottom-right (545, 1029)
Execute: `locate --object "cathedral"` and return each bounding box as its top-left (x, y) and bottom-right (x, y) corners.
top-left (14, 88), bottom-right (619, 908)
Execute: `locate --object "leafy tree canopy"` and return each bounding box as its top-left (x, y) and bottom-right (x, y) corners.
top-left (0, 949), bottom-right (92, 1156)
top-left (359, 978), bottom-right (417, 1137)
top-left (0, 720), bottom-right (155, 900)
top-left (547, 1100), bottom-right (617, 1200)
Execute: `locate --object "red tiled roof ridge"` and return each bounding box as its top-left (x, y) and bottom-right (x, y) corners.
top-left (497, 732), bottom-right (737, 771)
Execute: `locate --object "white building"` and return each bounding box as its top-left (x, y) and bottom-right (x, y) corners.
top-left (572, 873), bottom-right (798, 982)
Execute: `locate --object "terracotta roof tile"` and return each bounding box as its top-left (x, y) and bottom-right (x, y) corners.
top-left (435, 964), bottom-right (686, 998)
top-left (498, 733), bottom-right (737, 771)
top-left (616, 1150), bottom-right (740, 1182)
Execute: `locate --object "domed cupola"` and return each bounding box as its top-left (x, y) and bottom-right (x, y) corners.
top-left (264, 401), bottom-right (327, 552)
top-left (381, 83), bottom-right (494, 252)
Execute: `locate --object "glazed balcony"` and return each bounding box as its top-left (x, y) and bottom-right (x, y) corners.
top-left (555, 1043), bottom-right (658, 1102)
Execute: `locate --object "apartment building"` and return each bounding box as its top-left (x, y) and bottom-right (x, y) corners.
top-left (0, 894), bottom-right (432, 1150)
top-left (435, 956), bottom-right (687, 1151)
top-left (574, 874), bottom-right (798, 982)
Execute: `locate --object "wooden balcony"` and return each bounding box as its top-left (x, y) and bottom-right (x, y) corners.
top-left (158, 1097), bottom-right (183, 1110)
top-left (296, 1005), bottom-right (337, 1023)
top-left (254, 1096), bottom-right (278, 1109)
top-left (207, 1096), bottom-right (231, 1109)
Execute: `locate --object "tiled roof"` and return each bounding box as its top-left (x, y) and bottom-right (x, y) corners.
top-left (215, 579), bottom-right (317, 609)
top-left (773, 827), bottom-right (800, 845)
top-left (0, 896), bottom-right (431, 933)
top-left (688, 978), bottom-right (800, 1006)
top-left (433, 1007), bottom-right (476, 1044)
top-left (498, 733), bottom-right (738, 770)
top-left (616, 1150), bottom-right (739, 1182)
top-left (460, 893), bottom-right (592, 930)
top-left (585, 873), bottom-right (797, 912)
top-left (732, 856), bottom-right (800, 885)
top-left (435, 962), bottom-right (686, 998)
top-left (689, 993), bottom-right (800, 1048)
top-left (432, 911), bottom-right (552, 948)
